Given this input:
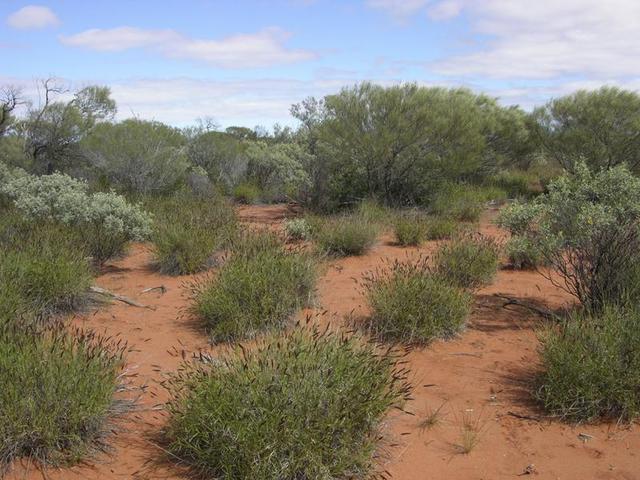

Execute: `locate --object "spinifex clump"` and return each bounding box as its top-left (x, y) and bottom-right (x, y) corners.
top-left (164, 324), bottom-right (413, 480)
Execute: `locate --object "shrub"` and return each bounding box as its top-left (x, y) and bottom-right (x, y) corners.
top-left (363, 257), bottom-right (472, 344)
top-left (488, 170), bottom-right (534, 198)
top-left (535, 305), bottom-right (640, 422)
top-left (426, 216), bottom-right (458, 240)
top-left (496, 201), bottom-right (544, 236)
top-left (0, 172), bottom-right (152, 264)
top-left (435, 233), bottom-right (500, 289)
top-left (233, 182), bottom-right (261, 204)
top-left (0, 325), bottom-right (127, 468)
top-left (190, 233), bottom-right (316, 342)
top-left (313, 216), bottom-right (379, 256)
top-left (164, 326), bottom-right (412, 479)
top-left (151, 194), bottom-right (237, 275)
top-left (284, 218), bottom-right (311, 241)
top-left (505, 235), bottom-right (547, 270)
top-left (430, 183), bottom-right (484, 222)
top-left (393, 212), bottom-right (427, 246)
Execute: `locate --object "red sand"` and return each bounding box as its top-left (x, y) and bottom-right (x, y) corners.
top-left (8, 206), bottom-right (640, 480)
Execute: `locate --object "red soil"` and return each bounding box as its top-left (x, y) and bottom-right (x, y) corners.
top-left (8, 206), bottom-right (640, 480)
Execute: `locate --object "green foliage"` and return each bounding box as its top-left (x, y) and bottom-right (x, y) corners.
top-left (505, 236), bottom-right (547, 270)
top-left (355, 198), bottom-right (391, 225)
top-left (190, 232), bottom-right (316, 342)
top-left (536, 305), bottom-right (640, 422)
top-left (151, 193), bottom-right (237, 275)
top-left (363, 257), bottom-right (472, 344)
top-left (535, 87), bottom-right (640, 172)
top-left (284, 218), bottom-right (311, 241)
top-left (425, 216), bottom-right (458, 240)
top-left (232, 182), bottom-right (261, 204)
top-left (84, 119), bottom-right (188, 194)
top-left (0, 325), bottom-right (126, 468)
top-left (1, 171), bottom-right (152, 264)
top-left (487, 170), bottom-right (536, 198)
top-left (393, 212), bottom-right (427, 246)
top-left (429, 183), bottom-right (496, 222)
top-left (496, 201), bottom-right (545, 235)
top-left (313, 215), bottom-right (379, 256)
top-left (435, 233), bottom-right (500, 289)
top-left (164, 326), bottom-right (412, 479)
top-left (505, 163), bottom-right (640, 310)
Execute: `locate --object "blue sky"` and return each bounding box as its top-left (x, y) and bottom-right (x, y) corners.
top-left (2, 0), bottom-right (639, 127)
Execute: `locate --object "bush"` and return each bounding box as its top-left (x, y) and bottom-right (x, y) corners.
top-left (505, 236), bottom-right (547, 270)
top-left (0, 325), bottom-right (127, 468)
top-left (233, 182), bottom-right (261, 204)
top-left (363, 257), bottom-right (472, 344)
top-left (313, 216), bottom-right (379, 256)
top-left (496, 201), bottom-right (544, 236)
top-left (164, 326), bottom-right (412, 479)
top-left (435, 233), bottom-right (500, 289)
top-left (488, 170), bottom-right (535, 198)
top-left (430, 183), bottom-right (484, 222)
top-left (393, 212), bottom-right (427, 246)
top-left (151, 194), bottom-right (237, 275)
top-left (190, 232), bottom-right (316, 342)
top-left (535, 305), bottom-right (640, 422)
top-left (425, 216), bottom-right (458, 240)
top-left (284, 218), bottom-right (311, 241)
top-left (0, 172), bottom-right (152, 264)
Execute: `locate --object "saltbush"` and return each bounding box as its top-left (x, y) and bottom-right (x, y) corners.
top-left (363, 257), bottom-right (472, 344)
top-left (190, 232), bottom-right (316, 342)
top-left (0, 325), bottom-right (127, 468)
top-left (164, 326), bottom-right (412, 479)
top-left (313, 216), bottom-right (379, 256)
top-left (535, 305), bottom-right (640, 422)
top-left (435, 233), bottom-right (500, 289)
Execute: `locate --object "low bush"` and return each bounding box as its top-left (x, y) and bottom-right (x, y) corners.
top-left (363, 257), bottom-right (472, 344)
top-left (496, 201), bottom-right (544, 236)
top-left (0, 325), bottom-right (127, 469)
top-left (435, 233), bottom-right (500, 289)
top-left (190, 232), bottom-right (316, 342)
top-left (232, 182), bottom-right (261, 204)
top-left (430, 183), bottom-right (484, 222)
top-left (284, 218), bottom-right (311, 241)
top-left (488, 170), bottom-right (535, 198)
top-left (535, 305), bottom-right (640, 422)
top-left (164, 326), bottom-right (412, 479)
top-left (393, 212), bottom-right (427, 246)
top-left (313, 216), bottom-right (379, 256)
top-left (426, 216), bottom-right (458, 240)
top-left (505, 235), bottom-right (547, 270)
top-left (151, 194), bottom-right (237, 275)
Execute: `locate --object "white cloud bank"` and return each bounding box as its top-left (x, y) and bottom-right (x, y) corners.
top-left (6, 5), bottom-right (60, 29)
top-left (60, 26), bottom-right (318, 68)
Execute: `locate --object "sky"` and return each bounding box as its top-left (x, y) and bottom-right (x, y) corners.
top-left (2, 0), bottom-right (639, 128)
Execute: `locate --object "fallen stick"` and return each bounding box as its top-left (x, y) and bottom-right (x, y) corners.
top-left (140, 285), bottom-right (167, 295)
top-left (90, 286), bottom-right (156, 310)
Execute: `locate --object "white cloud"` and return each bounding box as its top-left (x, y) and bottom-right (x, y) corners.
top-left (366, 0), bottom-right (430, 18)
top-left (428, 0), bottom-right (640, 79)
top-left (60, 27), bottom-right (318, 68)
top-left (7, 5), bottom-right (60, 29)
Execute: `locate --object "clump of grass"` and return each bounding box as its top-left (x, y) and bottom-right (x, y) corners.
top-left (313, 215), bottom-right (379, 256)
top-left (284, 218), bottom-right (311, 241)
top-left (394, 212), bottom-right (427, 246)
top-left (164, 325), bottom-right (412, 480)
top-left (455, 410), bottom-right (484, 454)
top-left (190, 231), bottom-right (316, 342)
top-left (233, 182), bottom-right (261, 204)
top-left (430, 184), bottom-right (484, 222)
top-left (426, 216), bottom-right (458, 240)
top-left (535, 304), bottom-right (640, 422)
top-left (487, 170), bottom-right (537, 199)
top-left (0, 324), bottom-right (128, 470)
top-left (355, 198), bottom-right (391, 225)
top-left (435, 233), bottom-right (500, 289)
top-left (151, 193), bottom-right (237, 275)
top-left (418, 402), bottom-right (446, 431)
top-left (362, 256), bottom-right (472, 345)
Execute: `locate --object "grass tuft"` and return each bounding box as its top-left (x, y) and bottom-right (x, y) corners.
top-left (394, 211), bottom-right (427, 246)
top-left (435, 233), bottom-right (500, 289)
top-left (312, 215), bottom-right (379, 256)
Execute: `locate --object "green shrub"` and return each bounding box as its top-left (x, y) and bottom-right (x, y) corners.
top-left (0, 325), bottom-right (127, 468)
top-left (488, 170), bottom-right (535, 198)
top-left (284, 218), bottom-right (311, 241)
top-left (313, 216), bottom-right (379, 256)
top-left (430, 183), bottom-right (484, 222)
top-left (393, 212), bottom-right (427, 246)
top-left (435, 233), bottom-right (500, 289)
top-left (190, 233), bottom-right (316, 342)
top-left (535, 305), bottom-right (640, 422)
top-left (505, 235), bottom-right (547, 270)
top-left (164, 326), bottom-right (412, 479)
top-left (363, 257), bottom-right (472, 344)
top-left (151, 194), bottom-right (237, 275)
top-left (496, 201), bottom-right (544, 236)
top-left (233, 182), bottom-right (261, 204)
top-left (425, 216), bottom-right (458, 240)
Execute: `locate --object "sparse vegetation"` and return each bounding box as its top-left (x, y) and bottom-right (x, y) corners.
top-left (164, 326), bottom-right (412, 480)
top-left (313, 215), bottom-right (379, 256)
top-left (435, 233), bottom-right (500, 289)
top-left (363, 257), bottom-right (472, 344)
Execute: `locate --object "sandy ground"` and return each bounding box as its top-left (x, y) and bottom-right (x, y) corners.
top-left (7, 205), bottom-right (640, 480)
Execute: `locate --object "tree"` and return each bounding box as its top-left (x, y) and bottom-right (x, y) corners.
top-left (186, 130), bottom-right (248, 190)
top-left (534, 87), bottom-right (640, 172)
top-left (0, 86), bottom-right (21, 137)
